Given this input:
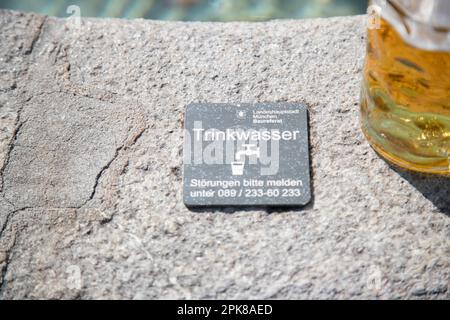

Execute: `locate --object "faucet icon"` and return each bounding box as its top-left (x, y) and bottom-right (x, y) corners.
top-left (231, 144), bottom-right (260, 176)
top-left (236, 144), bottom-right (260, 160)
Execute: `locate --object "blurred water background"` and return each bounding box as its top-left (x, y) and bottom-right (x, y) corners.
top-left (0, 0), bottom-right (367, 21)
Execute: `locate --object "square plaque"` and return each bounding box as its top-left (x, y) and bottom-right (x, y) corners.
top-left (183, 103), bottom-right (311, 207)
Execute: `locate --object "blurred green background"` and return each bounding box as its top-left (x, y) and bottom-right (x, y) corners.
top-left (0, 0), bottom-right (367, 21)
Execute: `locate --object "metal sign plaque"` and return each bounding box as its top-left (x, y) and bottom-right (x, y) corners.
top-left (183, 103), bottom-right (311, 207)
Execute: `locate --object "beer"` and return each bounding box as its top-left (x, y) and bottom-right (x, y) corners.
top-left (361, 1), bottom-right (450, 174)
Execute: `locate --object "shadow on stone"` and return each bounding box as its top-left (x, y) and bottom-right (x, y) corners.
top-left (389, 164), bottom-right (450, 217)
top-left (187, 202), bottom-right (313, 214)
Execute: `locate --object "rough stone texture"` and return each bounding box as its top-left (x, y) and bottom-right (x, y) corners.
top-left (0, 10), bottom-right (448, 300)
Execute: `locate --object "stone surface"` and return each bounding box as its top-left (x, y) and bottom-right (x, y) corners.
top-left (0, 9), bottom-right (448, 300)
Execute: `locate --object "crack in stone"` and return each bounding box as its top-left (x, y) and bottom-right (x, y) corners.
top-left (0, 203), bottom-right (38, 250)
top-left (0, 113), bottom-right (25, 193)
top-left (0, 15), bottom-right (49, 193)
top-left (0, 203), bottom-right (81, 297)
top-left (0, 206), bottom-right (23, 297)
top-left (24, 15), bottom-right (47, 55)
top-left (0, 126), bottom-right (149, 293)
top-left (0, 15), bottom-right (43, 289)
top-left (55, 44), bottom-right (119, 105)
top-left (0, 212), bottom-right (12, 243)
top-left (86, 145), bottom-right (124, 206)
top-left (1, 90), bottom-right (148, 212)
top-left (0, 241), bottom-right (14, 297)
top-left (0, 11), bottom-right (148, 293)
top-left (81, 125), bottom-right (148, 208)
top-left (0, 236), bottom-right (17, 297)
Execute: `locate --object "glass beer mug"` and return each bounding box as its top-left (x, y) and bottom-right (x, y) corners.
top-left (361, 0), bottom-right (450, 174)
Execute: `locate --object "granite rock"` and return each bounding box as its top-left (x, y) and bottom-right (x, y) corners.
top-left (0, 10), bottom-right (448, 299)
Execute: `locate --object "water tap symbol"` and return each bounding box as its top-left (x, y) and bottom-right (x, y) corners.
top-left (231, 144), bottom-right (260, 176)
